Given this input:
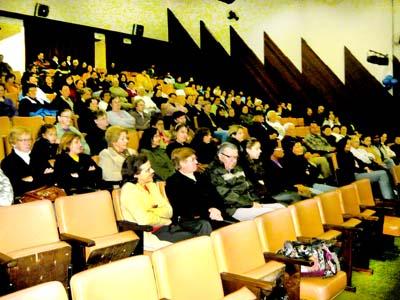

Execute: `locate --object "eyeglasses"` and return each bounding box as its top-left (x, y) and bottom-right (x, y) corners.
top-left (17, 138), bottom-right (32, 142)
top-left (60, 115), bottom-right (72, 119)
top-left (221, 153), bottom-right (238, 160)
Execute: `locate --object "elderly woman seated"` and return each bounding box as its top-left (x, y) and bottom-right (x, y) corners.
top-left (98, 125), bottom-right (137, 190)
top-left (106, 96), bottom-right (136, 129)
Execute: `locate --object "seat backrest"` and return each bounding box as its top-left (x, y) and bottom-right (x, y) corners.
top-left (55, 191), bottom-right (118, 238)
top-left (210, 220), bottom-right (266, 275)
top-left (0, 136), bottom-right (5, 162)
top-left (289, 198), bottom-right (325, 237)
top-left (152, 236), bottom-right (225, 300)
top-left (12, 116), bottom-right (44, 140)
top-left (70, 255), bottom-right (158, 300)
top-left (44, 115), bottom-right (56, 125)
top-left (0, 281), bottom-right (68, 300)
top-left (391, 165), bottom-right (400, 186)
top-left (0, 200), bottom-right (60, 253)
top-left (254, 208), bottom-right (297, 253)
top-left (338, 184), bottom-right (362, 215)
top-left (317, 190), bottom-right (344, 225)
top-left (111, 188), bottom-right (123, 221)
top-left (354, 179), bottom-right (375, 206)
top-left (127, 130), bottom-right (139, 150)
top-left (0, 116), bottom-right (12, 137)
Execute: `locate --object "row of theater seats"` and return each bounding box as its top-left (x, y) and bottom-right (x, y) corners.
top-left (1, 179), bottom-right (399, 299)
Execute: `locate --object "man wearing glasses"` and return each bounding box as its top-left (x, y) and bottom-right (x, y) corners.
top-left (207, 142), bottom-right (284, 221)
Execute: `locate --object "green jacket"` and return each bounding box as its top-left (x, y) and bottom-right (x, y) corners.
top-left (141, 148), bottom-right (175, 181)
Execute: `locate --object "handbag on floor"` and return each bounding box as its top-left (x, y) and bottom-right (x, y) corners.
top-left (20, 186), bottom-right (67, 203)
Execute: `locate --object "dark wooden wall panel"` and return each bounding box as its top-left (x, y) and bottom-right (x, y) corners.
top-left (264, 32), bottom-right (316, 113)
top-left (200, 21), bottom-right (234, 88)
top-left (344, 47), bottom-right (397, 134)
top-left (230, 27), bottom-right (280, 104)
top-left (301, 39), bottom-right (349, 113)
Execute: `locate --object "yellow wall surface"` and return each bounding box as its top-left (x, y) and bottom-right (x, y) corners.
top-left (0, 0), bottom-right (396, 82)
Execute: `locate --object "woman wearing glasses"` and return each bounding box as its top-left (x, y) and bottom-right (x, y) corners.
top-left (1, 126), bottom-right (50, 197)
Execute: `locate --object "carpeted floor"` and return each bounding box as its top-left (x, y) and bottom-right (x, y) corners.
top-left (337, 237), bottom-right (400, 300)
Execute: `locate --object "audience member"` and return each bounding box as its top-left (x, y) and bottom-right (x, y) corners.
top-left (86, 110), bottom-right (109, 155)
top-left (207, 142), bottom-right (284, 221)
top-left (190, 127), bottom-right (217, 165)
top-left (0, 83), bottom-right (17, 117)
top-left (106, 96), bottom-right (135, 129)
top-left (139, 127), bottom-right (175, 181)
top-left (120, 154), bottom-right (193, 243)
top-left (98, 126), bottom-right (137, 189)
top-left (166, 124), bottom-right (190, 157)
top-left (54, 132), bottom-right (101, 194)
top-left (131, 99), bottom-right (151, 131)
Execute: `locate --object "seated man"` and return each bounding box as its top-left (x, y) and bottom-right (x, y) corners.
top-left (207, 142), bottom-right (284, 221)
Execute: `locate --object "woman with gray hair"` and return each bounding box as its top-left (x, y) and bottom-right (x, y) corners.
top-left (98, 125), bottom-right (137, 189)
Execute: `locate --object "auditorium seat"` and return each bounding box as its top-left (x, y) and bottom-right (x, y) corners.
top-left (54, 191), bottom-right (139, 273)
top-left (70, 256), bottom-right (159, 300)
top-left (152, 236), bottom-right (257, 300)
top-left (210, 221), bottom-right (285, 299)
top-left (0, 281), bottom-right (68, 300)
top-left (0, 200), bottom-right (71, 294)
top-left (254, 208), bottom-right (348, 300)
top-left (11, 116), bottom-right (44, 140)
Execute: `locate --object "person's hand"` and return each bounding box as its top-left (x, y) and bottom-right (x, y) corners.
top-left (88, 166), bottom-right (96, 171)
top-left (44, 168), bottom-right (54, 174)
top-left (22, 176), bottom-right (34, 182)
top-left (209, 208), bottom-right (223, 221)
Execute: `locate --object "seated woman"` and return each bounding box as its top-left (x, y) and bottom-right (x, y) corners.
top-left (139, 127), bottom-right (175, 181)
top-left (1, 126), bottom-right (52, 197)
top-left (106, 96), bottom-right (135, 129)
top-left (54, 132), bottom-right (102, 194)
top-left (166, 124), bottom-right (190, 158)
top-left (99, 126), bottom-right (137, 190)
top-left (167, 147), bottom-right (229, 233)
top-left (190, 127), bottom-right (217, 166)
top-left (30, 124), bottom-right (58, 185)
top-left (131, 99), bottom-right (151, 131)
top-left (120, 154), bottom-right (193, 243)
top-left (150, 116), bottom-right (171, 148)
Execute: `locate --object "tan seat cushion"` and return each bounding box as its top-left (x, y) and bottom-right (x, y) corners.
top-left (383, 216), bottom-right (400, 236)
top-left (85, 231), bottom-right (138, 260)
top-left (317, 230), bottom-right (341, 240)
top-left (243, 260), bottom-right (285, 282)
top-left (341, 218), bottom-right (362, 228)
top-left (223, 286), bottom-right (256, 300)
top-left (300, 270), bottom-right (347, 300)
top-left (7, 241), bottom-right (71, 259)
top-left (360, 209), bottom-right (375, 217)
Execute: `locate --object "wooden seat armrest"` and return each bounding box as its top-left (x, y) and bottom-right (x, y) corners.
top-left (117, 220), bottom-right (152, 232)
top-left (263, 252), bottom-right (313, 267)
top-left (296, 236), bottom-right (319, 244)
top-left (323, 224), bottom-right (362, 233)
top-left (0, 252), bottom-right (17, 268)
top-left (220, 272), bottom-right (274, 292)
top-left (359, 215), bottom-right (379, 221)
top-left (60, 233), bottom-right (95, 247)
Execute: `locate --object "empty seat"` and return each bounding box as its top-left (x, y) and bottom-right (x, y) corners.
top-left (211, 221), bottom-right (285, 298)
top-left (54, 191), bottom-right (139, 272)
top-left (254, 208), bottom-right (348, 300)
top-left (0, 281), bottom-right (68, 300)
top-left (152, 236), bottom-right (257, 300)
top-left (0, 200), bottom-right (71, 293)
top-left (70, 256), bottom-right (159, 300)
top-left (11, 116), bottom-right (44, 140)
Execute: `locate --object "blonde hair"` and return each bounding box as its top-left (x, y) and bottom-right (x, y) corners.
top-left (228, 124), bottom-right (244, 136)
top-left (105, 126), bottom-right (128, 147)
top-left (8, 126), bottom-right (32, 145)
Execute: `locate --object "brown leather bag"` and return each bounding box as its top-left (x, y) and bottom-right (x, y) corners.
top-left (20, 186), bottom-right (67, 203)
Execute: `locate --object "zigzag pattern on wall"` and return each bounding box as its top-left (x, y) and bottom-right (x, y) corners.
top-left (167, 9), bottom-right (398, 133)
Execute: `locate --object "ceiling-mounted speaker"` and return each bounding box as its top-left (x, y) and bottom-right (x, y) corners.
top-left (219, 0), bottom-right (236, 3)
top-left (34, 3), bottom-right (49, 17)
top-left (367, 50), bottom-right (389, 66)
top-left (132, 24), bottom-right (144, 37)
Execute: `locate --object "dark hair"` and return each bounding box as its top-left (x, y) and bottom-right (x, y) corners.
top-left (56, 108), bottom-right (72, 119)
top-left (191, 127), bottom-right (211, 147)
top-left (37, 124), bottom-right (56, 140)
top-left (150, 114), bottom-right (163, 127)
top-left (100, 90), bottom-right (111, 99)
top-left (121, 154), bottom-right (148, 185)
top-left (22, 83), bottom-right (37, 96)
top-left (139, 127), bottom-right (158, 150)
